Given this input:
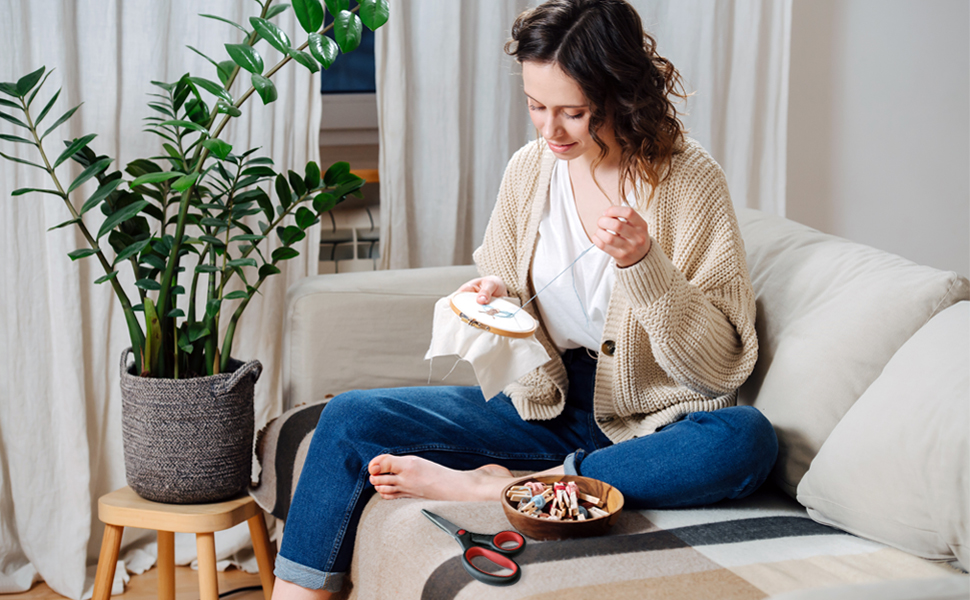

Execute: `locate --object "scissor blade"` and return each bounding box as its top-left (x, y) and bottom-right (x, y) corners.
top-left (421, 509), bottom-right (462, 538)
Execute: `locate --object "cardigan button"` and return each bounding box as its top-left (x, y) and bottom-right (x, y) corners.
top-left (600, 340), bottom-right (616, 356)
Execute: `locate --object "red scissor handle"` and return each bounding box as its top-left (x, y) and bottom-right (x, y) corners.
top-left (461, 546), bottom-right (521, 586)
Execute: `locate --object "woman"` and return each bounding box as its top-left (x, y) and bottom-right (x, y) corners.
top-left (273, 0), bottom-right (777, 595)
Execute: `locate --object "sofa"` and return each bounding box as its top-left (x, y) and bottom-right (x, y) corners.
top-left (252, 208), bottom-right (969, 599)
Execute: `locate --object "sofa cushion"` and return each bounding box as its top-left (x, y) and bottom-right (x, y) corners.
top-left (735, 208), bottom-right (969, 495)
top-left (796, 301), bottom-right (969, 569)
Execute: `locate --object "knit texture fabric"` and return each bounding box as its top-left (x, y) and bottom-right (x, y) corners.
top-left (473, 138), bottom-right (758, 442)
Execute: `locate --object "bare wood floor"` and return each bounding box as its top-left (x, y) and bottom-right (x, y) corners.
top-left (6, 567), bottom-right (265, 600)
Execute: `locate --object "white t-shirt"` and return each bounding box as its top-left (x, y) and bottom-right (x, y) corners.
top-left (532, 159), bottom-right (616, 353)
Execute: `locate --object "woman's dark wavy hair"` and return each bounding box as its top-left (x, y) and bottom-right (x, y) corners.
top-left (505, 0), bottom-right (688, 207)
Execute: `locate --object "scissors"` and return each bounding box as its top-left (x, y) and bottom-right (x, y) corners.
top-left (421, 509), bottom-right (526, 586)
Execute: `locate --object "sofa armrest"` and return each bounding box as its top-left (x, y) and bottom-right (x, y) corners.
top-left (281, 265), bottom-right (480, 410)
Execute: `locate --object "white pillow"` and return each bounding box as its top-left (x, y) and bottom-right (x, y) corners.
top-left (797, 302), bottom-right (969, 569)
top-left (736, 209), bottom-right (969, 495)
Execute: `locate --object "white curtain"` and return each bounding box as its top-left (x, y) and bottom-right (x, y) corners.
top-left (377, 0), bottom-right (792, 269)
top-left (0, 1), bottom-right (320, 597)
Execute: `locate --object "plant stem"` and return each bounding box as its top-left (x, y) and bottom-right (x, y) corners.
top-left (20, 97), bottom-right (146, 370)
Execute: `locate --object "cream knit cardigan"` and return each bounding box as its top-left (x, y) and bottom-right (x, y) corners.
top-left (473, 138), bottom-right (758, 442)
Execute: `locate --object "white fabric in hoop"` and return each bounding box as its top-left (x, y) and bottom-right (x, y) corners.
top-left (426, 294), bottom-right (550, 401)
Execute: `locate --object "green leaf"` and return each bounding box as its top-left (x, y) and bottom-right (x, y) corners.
top-left (195, 264), bottom-right (222, 273)
top-left (279, 225), bottom-right (306, 245)
top-left (324, 0), bottom-right (349, 15)
top-left (68, 247), bottom-right (99, 261)
top-left (359, 0), bottom-right (389, 31)
top-left (227, 258), bottom-right (257, 268)
top-left (0, 111), bottom-right (29, 129)
top-left (177, 334), bottom-right (194, 355)
top-left (130, 171), bottom-right (183, 188)
top-left (249, 17), bottom-right (292, 55)
top-left (293, 0), bottom-right (325, 33)
top-left (135, 278), bottom-right (161, 291)
top-left (81, 178), bottom-right (123, 215)
top-left (184, 97), bottom-right (209, 124)
top-left (0, 151), bottom-right (45, 170)
top-left (304, 161), bottom-right (321, 190)
top-left (288, 49), bottom-right (319, 73)
top-left (53, 133), bottom-right (98, 168)
top-left (41, 103), bottom-right (81, 139)
top-left (96, 199), bottom-right (149, 240)
top-left (16, 67), bottom-right (45, 97)
top-left (11, 187), bottom-right (60, 197)
top-left (187, 322), bottom-right (210, 342)
top-left (171, 172), bottom-right (200, 192)
top-left (0, 133), bottom-right (34, 145)
top-left (199, 13), bottom-right (250, 35)
top-left (307, 33), bottom-right (339, 70)
top-left (223, 290), bottom-right (249, 300)
top-left (274, 173), bottom-right (292, 209)
top-left (251, 74), bottom-right (278, 105)
top-left (94, 270), bottom-right (119, 284)
top-left (67, 157), bottom-right (112, 193)
top-left (200, 217), bottom-right (227, 228)
top-left (313, 192), bottom-right (337, 213)
top-left (334, 11), bottom-right (363, 53)
top-left (265, 3), bottom-right (290, 19)
top-left (225, 44), bottom-right (264, 75)
top-left (216, 61), bottom-right (236, 87)
top-left (259, 263), bottom-right (282, 278)
top-left (230, 234), bottom-right (265, 242)
top-left (160, 119), bottom-right (209, 134)
top-left (202, 138), bottom-right (233, 160)
top-left (34, 88), bottom-right (61, 126)
top-left (199, 235), bottom-right (226, 247)
top-left (324, 161), bottom-right (350, 186)
top-left (0, 97), bottom-right (19, 109)
top-left (141, 253), bottom-right (166, 270)
top-left (26, 70), bottom-right (52, 107)
top-left (112, 238), bottom-right (151, 265)
top-left (48, 217), bottom-right (81, 231)
top-left (216, 101), bottom-right (243, 117)
top-left (296, 206), bottom-right (316, 229)
top-left (241, 166), bottom-right (276, 178)
top-left (288, 169), bottom-right (307, 196)
top-left (187, 77), bottom-right (233, 104)
top-left (272, 246), bottom-right (300, 261)
top-left (0, 82), bottom-right (19, 97)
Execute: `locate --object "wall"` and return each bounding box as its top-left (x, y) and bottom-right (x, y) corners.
top-left (786, 0), bottom-right (969, 276)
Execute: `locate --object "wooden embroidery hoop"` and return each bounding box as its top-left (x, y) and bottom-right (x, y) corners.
top-left (449, 291), bottom-right (538, 339)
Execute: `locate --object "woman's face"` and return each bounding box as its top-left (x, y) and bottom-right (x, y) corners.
top-left (522, 61), bottom-right (599, 162)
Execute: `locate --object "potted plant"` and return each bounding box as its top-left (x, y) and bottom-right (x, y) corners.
top-left (0, 0), bottom-right (388, 503)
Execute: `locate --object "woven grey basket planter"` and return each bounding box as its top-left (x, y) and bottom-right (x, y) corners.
top-left (119, 348), bottom-right (262, 504)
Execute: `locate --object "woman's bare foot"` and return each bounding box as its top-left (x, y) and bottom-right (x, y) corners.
top-left (367, 455), bottom-right (515, 501)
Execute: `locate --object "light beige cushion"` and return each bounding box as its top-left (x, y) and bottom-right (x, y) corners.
top-left (282, 265), bottom-right (480, 410)
top-left (736, 209), bottom-right (969, 495)
top-left (797, 301), bottom-right (969, 569)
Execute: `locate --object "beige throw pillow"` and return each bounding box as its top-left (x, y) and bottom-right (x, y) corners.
top-left (735, 209), bottom-right (969, 495)
top-left (797, 302), bottom-right (968, 569)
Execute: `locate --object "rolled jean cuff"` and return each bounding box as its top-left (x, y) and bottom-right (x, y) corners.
top-left (275, 554), bottom-right (345, 592)
top-left (563, 449), bottom-right (586, 476)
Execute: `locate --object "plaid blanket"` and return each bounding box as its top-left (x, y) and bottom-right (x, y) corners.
top-left (252, 402), bottom-right (962, 600)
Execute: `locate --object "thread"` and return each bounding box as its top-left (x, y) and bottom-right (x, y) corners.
top-left (514, 244), bottom-right (596, 316)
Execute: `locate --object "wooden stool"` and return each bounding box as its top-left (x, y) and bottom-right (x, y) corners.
top-left (92, 486), bottom-right (275, 600)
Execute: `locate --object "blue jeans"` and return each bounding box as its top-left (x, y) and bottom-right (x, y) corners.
top-left (275, 349), bottom-right (778, 590)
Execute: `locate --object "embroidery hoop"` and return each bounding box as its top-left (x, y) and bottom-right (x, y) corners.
top-left (449, 291), bottom-right (538, 339)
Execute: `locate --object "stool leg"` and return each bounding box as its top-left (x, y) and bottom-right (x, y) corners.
top-left (196, 532), bottom-right (219, 600)
top-left (93, 524), bottom-right (124, 600)
top-left (157, 531), bottom-right (175, 600)
top-left (247, 512), bottom-right (276, 600)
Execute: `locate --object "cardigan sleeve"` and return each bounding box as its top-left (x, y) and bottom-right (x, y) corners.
top-left (615, 150), bottom-right (758, 397)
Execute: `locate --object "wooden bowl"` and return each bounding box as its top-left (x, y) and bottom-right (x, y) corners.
top-left (500, 475), bottom-right (624, 540)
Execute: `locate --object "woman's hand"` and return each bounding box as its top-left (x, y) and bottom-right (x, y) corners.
top-left (457, 276), bottom-right (509, 304)
top-left (593, 205), bottom-right (652, 268)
